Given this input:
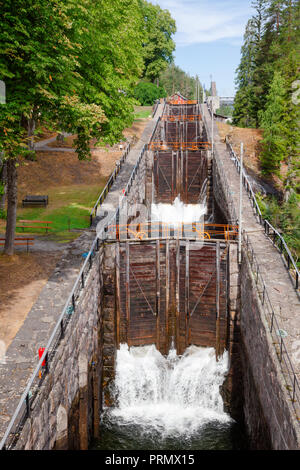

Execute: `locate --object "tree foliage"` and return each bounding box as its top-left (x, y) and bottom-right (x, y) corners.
top-left (158, 64), bottom-right (202, 100)
top-left (258, 71), bottom-right (288, 174)
top-left (134, 81), bottom-right (166, 105)
top-left (233, 0), bottom-right (300, 186)
top-left (140, 0), bottom-right (176, 82)
top-left (0, 0), bottom-right (177, 254)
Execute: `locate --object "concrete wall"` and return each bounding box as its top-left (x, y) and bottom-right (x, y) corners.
top-left (14, 247), bottom-right (104, 450)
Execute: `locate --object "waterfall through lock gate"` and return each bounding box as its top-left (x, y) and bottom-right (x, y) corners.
top-left (151, 196), bottom-right (206, 226)
top-left (93, 344), bottom-right (248, 450)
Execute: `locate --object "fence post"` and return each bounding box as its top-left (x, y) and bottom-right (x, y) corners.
top-left (26, 394), bottom-right (30, 418)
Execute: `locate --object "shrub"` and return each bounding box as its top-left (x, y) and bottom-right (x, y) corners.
top-left (134, 81), bottom-right (166, 106)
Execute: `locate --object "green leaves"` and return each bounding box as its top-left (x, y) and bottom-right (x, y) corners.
top-left (134, 81), bottom-right (166, 105)
top-left (158, 64), bottom-right (201, 100)
top-left (140, 0), bottom-right (176, 82)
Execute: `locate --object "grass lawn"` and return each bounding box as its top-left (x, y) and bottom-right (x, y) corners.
top-left (1, 183), bottom-right (105, 243)
top-left (134, 106), bottom-right (153, 120)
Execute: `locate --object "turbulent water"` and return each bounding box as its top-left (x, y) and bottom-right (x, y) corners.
top-left (92, 344), bottom-right (248, 450)
top-left (151, 196), bottom-right (206, 225)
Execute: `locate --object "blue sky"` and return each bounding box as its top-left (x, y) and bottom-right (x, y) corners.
top-left (154, 0), bottom-right (255, 96)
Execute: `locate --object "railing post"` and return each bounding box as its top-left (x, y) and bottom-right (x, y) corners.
top-left (45, 352), bottom-right (49, 374)
top-left (60, 320), bottom-right (64, 339)
top-left (292, 375), bottom-right (296, 402)
top-left (26, 394), bottom-right (30, 418)
top-left (270, 310), bottom-right (274, 332)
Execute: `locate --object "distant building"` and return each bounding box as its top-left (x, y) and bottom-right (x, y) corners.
top-left (207, 81), bottom-right (220, 113)
top-left (168, 92), bottom-right (188, 104)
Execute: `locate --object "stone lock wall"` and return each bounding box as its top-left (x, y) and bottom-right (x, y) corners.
top-left (240, 254), bottom-right (300, 450)
top-left (14, 246), bottom-right (104, 450)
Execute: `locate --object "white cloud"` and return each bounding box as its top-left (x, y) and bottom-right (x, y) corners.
top-left (154, 0), bottom-right (253, 45)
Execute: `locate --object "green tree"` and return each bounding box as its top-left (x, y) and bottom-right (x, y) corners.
top-left (258, 71), bottom-right (288, 174)
top-left (233, 0), bottom-right (268, 127)
top-left (159, 64), bottom-right (201, 100)
top-left (134, 81), bottom-right (166, 105)
top-left (72, 0), bottom-right (145, 145)
top-left (140, 0), bottom-right (176, 82)
top-left (0, 0), bottom-right (105, 255)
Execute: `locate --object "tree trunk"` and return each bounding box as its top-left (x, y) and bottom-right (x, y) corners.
top-left (0, 157), bottom-right (7, 212)
top-left (28, 117), bottom-right (36, 150)
top-left (56, 132), bottom-right (65, 144)
top-left (4, 159), bottom-right (18, 256)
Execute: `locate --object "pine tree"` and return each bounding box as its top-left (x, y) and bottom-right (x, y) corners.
top-left (258, 71), bottom-right (289, 174)
top-left (232, 18), bottom-right (258, 127)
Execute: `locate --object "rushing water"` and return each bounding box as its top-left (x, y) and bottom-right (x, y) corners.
top-left (92, 344), bottom-right (248, 450)
top-left (151, 196), bottom-right (206, 225)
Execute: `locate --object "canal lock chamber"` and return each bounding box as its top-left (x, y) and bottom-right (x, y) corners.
top-left (94, 196), bottom-right (250, 450)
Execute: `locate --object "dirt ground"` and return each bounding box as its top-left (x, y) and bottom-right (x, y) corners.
top-left (216, 121), bottom-right (285, 190)
top-left (0, 252), bottom-right (61, 356)
top-left (47, 120), bottom-right (148, 149)
top-left (17, 150), bottom-right (123, 200)
top-left (0, 117), bottom-right (151, 355)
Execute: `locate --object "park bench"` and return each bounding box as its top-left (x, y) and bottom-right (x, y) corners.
top-left (22, 195), bottom-right (48, 207)
top-left (17, 220), bottom-right (53, 233)
top-left (0, 237), bottom-right (34, 253)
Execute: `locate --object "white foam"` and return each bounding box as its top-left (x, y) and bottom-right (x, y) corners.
top-left (107, 344), bottom-right (232, 438)
top-left (151, 196), bottom-right (206, 226)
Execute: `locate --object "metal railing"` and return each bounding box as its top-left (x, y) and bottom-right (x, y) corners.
top-left (148, 141), bottom-right (211, 151)
top-left (0, 231), bottom-right (101, 450)
top-left (225, 137), bottom-right (299, 291)
top-left (89, 143), bottom-right (131, 226)
top-left (152, 100), bottom-right (159, 118)
top-left (243, 231), bottom-right (300, 418)
top-left (201, 104), bottom-right (238, 226)
top-left (203, 103), bottom-right (299, 291)
top-left (0, 143), bottom-right (148, 450)
top-left (0, 107), bottom-right (158, 450)
top-left (204, 102), bottom-right (300, 420)
top-left (104, 221), bottom-right (238, 241)
top-left (212, 150), bottom-right (238, 226)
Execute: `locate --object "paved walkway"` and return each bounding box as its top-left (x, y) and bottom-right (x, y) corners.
top-left (35, 133), bottom-right (73, 152)
top-left (0, 105), bottom-right (164, 441)
top-left (203, 104), bottom-right (300, 380)
top-left (95, 103), bottom-right (164, 234)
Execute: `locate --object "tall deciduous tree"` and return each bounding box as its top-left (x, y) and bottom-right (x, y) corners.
top-left (71, 0), bottom-right (145, 145)
top-left (140, 0), bottom-right (176, 82)
top-left (0, 0), bottom-right (106, 255)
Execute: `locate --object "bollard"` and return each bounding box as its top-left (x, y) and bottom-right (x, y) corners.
top-left (38, 347), bottom-right (46, 379)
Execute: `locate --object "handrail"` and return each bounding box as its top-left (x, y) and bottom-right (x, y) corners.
top-left (225, 136), bottom-right (299, 290)
top-left (148, 141), bottom-right (211, 151)
top-left (203, 103), bottom-right (299, 291)
top-left (243, 231), bottom-right (300, 419)
top-left (104, 221), bottom-right (238, 241)
top-left (89, 143), bottom-right (131, 226)
top-left (152, 100), bottom-right (159, 118)
top-left (0, 129), bottom-right (151, 450)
